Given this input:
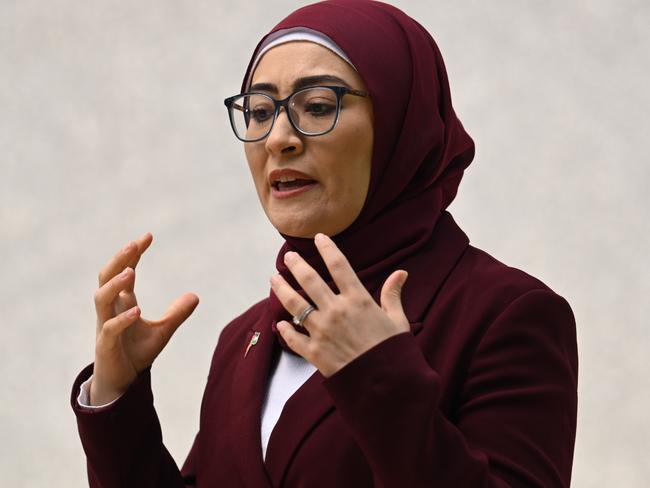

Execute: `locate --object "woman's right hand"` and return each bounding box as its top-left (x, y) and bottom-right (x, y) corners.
top-left (90, 233), bottom-right (199, 406)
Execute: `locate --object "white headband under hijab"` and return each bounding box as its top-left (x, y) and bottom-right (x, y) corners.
top-left (246, 27), bottom-right (357, 90)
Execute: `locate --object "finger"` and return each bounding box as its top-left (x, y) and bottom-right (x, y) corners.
top-left (98, 232), bottom-right (152, 287)
top-left (98, 242), bottom-right (138, 287)
top-left (380, 270), bottom-right (409, 331)
top-left (277, 320), bottom-right (310, 357)
top-left (150, 292), bottom-right (200, 345)
top-left (94, 268), bottom-right (136, 324)
top-left (283, 251), bottom-right (335, 306)
top-left (110, 288), bottom-right (139, 319)
top-left (124, 232), bottom-right (153, 292)
top-left (125, 232), bottom-right (154, 271)
top-left (99, 305), bottom-right (141, 346)
top-left (313, 233), bottom-right (363, 294)
top-left (270, 274), bottom-right (315, 325)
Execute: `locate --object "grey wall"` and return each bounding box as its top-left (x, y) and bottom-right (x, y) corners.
top-left (1, 1), bottom-right (648, 486)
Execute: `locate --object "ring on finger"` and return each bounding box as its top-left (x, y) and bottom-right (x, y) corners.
top-left (292, 305), bottom-right (317, 327)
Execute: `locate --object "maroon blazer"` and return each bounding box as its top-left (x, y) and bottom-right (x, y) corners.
top-left (72, 213), bottom-right (578, 487)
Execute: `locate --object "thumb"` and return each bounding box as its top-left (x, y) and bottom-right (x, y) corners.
top-left (380, 270), bottom-right (409, 330)
top-left (156, 292), bottom-right (200, 344)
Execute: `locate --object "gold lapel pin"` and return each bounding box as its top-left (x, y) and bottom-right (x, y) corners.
top-left (244, 331), bottom-right (261, 358)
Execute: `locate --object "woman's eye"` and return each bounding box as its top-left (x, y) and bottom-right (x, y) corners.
top-left (304, 102), bottom-right (336, 117)
top-left (250, 107), bottom-right (273, 122)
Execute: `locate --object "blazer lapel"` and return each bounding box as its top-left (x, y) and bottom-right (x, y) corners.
top-left (228, 317), bottom-right (276, 488)
top-left (263, 368), bottom-right (333, 486)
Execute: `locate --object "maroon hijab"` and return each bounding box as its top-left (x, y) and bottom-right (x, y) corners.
top-left (240, 1), bottom-right (475, 339)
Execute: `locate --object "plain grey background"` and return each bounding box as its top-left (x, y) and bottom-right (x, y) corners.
top-left (1, 1), bottom-right (648, 486)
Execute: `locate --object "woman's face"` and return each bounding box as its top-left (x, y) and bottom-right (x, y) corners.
top-left (245, 42), bottom-right (373, 238)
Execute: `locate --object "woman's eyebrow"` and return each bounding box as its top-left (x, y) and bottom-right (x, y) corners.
top-left (293, 75), bottom-right (351, 90)
top-left (249, 75), bottom-right (351, 94)
top-left (249, 82), bottom-right (277, 93)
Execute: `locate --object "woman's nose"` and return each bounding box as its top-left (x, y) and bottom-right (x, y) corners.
top-left (264, 108), bottom-right (304, 156)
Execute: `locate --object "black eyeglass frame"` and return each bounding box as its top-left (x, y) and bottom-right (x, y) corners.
top-left (223, 85), bottom-right (369, 142)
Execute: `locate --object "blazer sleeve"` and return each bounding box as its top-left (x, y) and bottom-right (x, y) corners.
top-left (71, 364), bottom-right (198, 487)
top-left (322, 289), bottom-right (578, 488)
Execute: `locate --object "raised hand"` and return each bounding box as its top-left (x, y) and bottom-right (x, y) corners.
top-left (90, 233), bottom-right (199, 405)
top-left (270, 233), bottom-right (409, 377)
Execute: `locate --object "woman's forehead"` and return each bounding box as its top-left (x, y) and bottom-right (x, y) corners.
top-left (250, 42), bottom-right (362, 90)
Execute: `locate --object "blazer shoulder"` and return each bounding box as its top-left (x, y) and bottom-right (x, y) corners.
top-left (449, 244), bottom-right (572, 315)
top-left (451, 246), bottom-right (577, 373)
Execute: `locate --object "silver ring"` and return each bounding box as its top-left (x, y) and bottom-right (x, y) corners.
top-left (292, 305), bottom-right (316, 327)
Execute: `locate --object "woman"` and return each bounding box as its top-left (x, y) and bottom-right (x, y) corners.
top-left (71, 1), bottom-right (578, 487)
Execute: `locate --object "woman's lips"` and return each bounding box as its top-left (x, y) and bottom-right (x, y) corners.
top-left (271, 180), bottom-right (318, 199)
top-left (268, 168), bottom-right (318, 199)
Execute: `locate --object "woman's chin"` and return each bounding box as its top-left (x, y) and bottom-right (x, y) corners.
top-left (271, 214), bottom-right (334, 238)
top-left (269, 210), bottom-right (362, 239)
top-left (274, 222), bottom-right (317, 239)
top-left (267, 201), bottom-right (363, 239)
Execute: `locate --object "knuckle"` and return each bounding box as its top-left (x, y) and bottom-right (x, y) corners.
top-left (329, 255), bottom-right (346, 271)
top-left (104, 317), bottom-right (118, 333)
top-left (310, 327), bottom-right (325, 342)
top-left (97, 325), bottom-right (113, 344)
top-left (328, 303), bottom-right (346, 322)
top-left (357, 295), bottom-right (374, 310)
top-left (306, 342), bottom-right (321, 362)
top-left (96, 330), bottom-right (117, 351)
top-left (288, 296), bottom-right (304, 311)
top-left (302, 272), bottom-right (317, 288)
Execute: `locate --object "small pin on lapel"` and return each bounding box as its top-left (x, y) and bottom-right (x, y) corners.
top-left (244, 331), bottom-right (261, 358)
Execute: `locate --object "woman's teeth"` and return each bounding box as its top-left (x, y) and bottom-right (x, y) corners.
top-left (277, 179), bottom-right (312, 190)
top-left (273, 175), bottom-right (316, 191)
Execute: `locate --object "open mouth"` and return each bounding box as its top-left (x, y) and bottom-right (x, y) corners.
top-left (272, 177), bottom-right (317, 191)
top-left (268, 169), bottom-right (318, 198)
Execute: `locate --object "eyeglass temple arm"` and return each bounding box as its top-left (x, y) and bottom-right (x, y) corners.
top-left (347, 89), bottom-right (369, 98)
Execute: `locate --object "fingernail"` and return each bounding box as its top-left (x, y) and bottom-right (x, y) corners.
top-left (284, 251), bottom-right (298, 264)
top-left (121, 268), bottom-right (131, 278)
top-left (314, 233), bottom-right (327, 243)
top-left (123, 242), bottom-right (134, 253)
top-left (127, 306), bottom-right (140, 317)
top-left (269, 274), bottom-right (280, 285)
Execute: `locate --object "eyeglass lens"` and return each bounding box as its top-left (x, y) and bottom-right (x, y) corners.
top-left (230, 87), bottom-right (339, 141)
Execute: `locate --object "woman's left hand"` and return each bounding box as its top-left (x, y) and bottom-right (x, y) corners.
top-left (271, 233), bottom-right (410, 377)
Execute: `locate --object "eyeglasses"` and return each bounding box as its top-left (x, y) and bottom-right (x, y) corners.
top-left (224, 85), bottom-right (369, 142)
